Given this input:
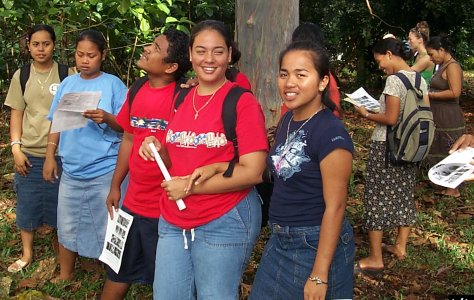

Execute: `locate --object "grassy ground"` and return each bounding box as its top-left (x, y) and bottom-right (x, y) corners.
top-left (0, 72), bottom-right (473, 299)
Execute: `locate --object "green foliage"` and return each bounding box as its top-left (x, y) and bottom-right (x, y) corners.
top-left (1, 0), bottom-right (473, 90)
top-left (300, 0), bottom-right (474, 87)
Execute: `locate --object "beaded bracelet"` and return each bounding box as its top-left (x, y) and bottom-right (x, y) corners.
top-left (47, 142), bottom-right (58, 147)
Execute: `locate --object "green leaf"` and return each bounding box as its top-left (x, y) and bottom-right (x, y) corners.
top-left (2, 0), bottom-right (14, 9)
top-left (176, 24), bottom-right (190, 35)
top-left (205, 7), bottom-right (213, 17)
top-left (117, 0), bottom-right (130, 15)
top-left (140, 18), bottom-right (150, 33)
top-left (165, 16), bottom-right (178, 23)
top-left (157, 3), bottom-right (170, 15)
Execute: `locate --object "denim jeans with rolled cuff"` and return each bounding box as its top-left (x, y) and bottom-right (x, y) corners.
top-left (249, 217), bottom-right (355, 300)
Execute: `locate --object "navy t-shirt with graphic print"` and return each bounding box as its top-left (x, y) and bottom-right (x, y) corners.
top-left (268, 108), bottom-right (354, 227)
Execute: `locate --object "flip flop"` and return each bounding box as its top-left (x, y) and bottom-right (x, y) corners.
top-left (7, 259), bottom-right (30, 273)
top-left (354, 261), bottom-right (384, 278)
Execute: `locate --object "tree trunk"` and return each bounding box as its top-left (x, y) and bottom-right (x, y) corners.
top-left (235, 0), bottom-right (299, 128)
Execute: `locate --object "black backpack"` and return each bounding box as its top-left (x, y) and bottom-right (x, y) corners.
top-left (386, 72), bottom-right (435, 166)
top-left (173, 85), bottom-right (251, 177)
top-left (128, 76), bottom-right (251, 177)
top-left (128, 76), bottom-right (272, 226)
top-left (127, 75), bottom-right (187, 108)
top-left (20, 63), bottom-right (69, 95)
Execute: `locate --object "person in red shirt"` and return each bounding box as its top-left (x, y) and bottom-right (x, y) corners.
top-left (140, 20), bottom-right (268, 299)
top-left (100, 28), bottom-right (191, 299)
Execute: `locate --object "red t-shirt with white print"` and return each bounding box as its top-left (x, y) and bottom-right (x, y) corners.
top-left (116, 81), bottom-right (176, 218)
top-left (162, 81), bottom-right (268, 229)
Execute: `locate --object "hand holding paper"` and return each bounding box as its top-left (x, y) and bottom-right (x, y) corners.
top-left (148, 143), bottom-right (186, 211)
top-left (428, 147), bottom-right (474, 188)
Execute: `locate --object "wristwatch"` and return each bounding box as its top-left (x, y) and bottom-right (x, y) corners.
top-left (308, 275), bottom-right (328, 285)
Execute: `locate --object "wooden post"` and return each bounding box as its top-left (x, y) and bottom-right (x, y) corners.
top-left (235, 0), bottom-right (299, 128)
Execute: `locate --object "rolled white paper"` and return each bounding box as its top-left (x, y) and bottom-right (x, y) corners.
top-left (148, 143), bottom-right (186, 210)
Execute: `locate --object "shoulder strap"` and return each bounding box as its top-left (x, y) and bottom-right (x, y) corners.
top-left (222, 86), bottom-right (252, 177)
top-left (58, 64), bottom-right (69, 82)
top-left (128, 76), bottom-right (149, 108)
top-left (20, 64), bottom-right (31, 95)
top-left (173, 86), bottom-right (192, 111)
top-left (394, 72), bottom-right (423, 98)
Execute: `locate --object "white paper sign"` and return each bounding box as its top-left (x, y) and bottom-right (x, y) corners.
top-left (344, 87), bottom-right (380, 112)
top-left (99, 208), bottom-right (134, 274)
top-left (50, 91), bottom-right (101, 133)
top-left (428, 147), bottom-right (474, 189)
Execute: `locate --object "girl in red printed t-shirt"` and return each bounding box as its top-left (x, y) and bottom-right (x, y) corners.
top-left (140, 20), bottom-right (268, 300)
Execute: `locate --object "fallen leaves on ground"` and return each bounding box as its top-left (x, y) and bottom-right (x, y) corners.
top-left (18, 257), bottom-right (57, 289)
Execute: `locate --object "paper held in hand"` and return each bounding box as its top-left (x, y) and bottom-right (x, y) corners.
top-left (99, 208), bottom-right (134, 274)
top-left (148, 143), bottom-right (186, 211)
top-left (428, 147), bottom-right (474, 189)
top-left (51, 91), bottom-right (101, 133)
top-left (343, 87), bottom-right (380, 112)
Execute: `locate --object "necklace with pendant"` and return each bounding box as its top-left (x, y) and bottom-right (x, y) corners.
top-left (284, 107), bottom-right (323, 147)
top-left (32, 64), bottom-right (53, 91)
top-left (192, 80), bottom-right (227, 120)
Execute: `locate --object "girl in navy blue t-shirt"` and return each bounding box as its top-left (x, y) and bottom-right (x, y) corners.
top-left (250, 41), bottom-right (355, 299)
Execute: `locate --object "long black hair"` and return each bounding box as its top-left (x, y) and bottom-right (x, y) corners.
top-left (279, 40), bottom-right (336, 112)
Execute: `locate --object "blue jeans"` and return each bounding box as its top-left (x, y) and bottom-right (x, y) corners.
top-left (14, 155), bottom-right (62, 230)
top-left (249, 218), bottom-right (354, 300)
top-left (58, 171), bottom-right (112, 258)
top-left (153, 189), bottom-right (261, 300)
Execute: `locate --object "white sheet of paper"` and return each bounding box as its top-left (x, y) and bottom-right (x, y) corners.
top-left (50, 91), bottom-right (101, 133)
top-left (51, 110), bottom-right (88, 133)
top-left (428, 147), bottom-right (474, 189)
top-left (56, 92), bottom-right (101, 112)
top-left (344, 87), bottom-right (380, 112)
top-left (98, 208), bottom-right (134, 274)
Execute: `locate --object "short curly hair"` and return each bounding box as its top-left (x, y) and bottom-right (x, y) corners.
top-left (163, 28), bottom-right (192, 80)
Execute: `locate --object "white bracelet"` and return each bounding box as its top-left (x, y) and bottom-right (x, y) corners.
top-left (308, 275), bottom-right (328, 285)
top-left (10, 140), bottom-right (22, 146)
top-left (365, 112), bottom-right (370, 118)
top-left (47, 141), bottom-right (58, 147)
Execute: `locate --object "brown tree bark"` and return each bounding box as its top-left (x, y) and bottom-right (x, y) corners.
top-left (235, 0), bottom-right (299, 128)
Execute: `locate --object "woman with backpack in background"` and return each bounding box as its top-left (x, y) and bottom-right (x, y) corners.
top-left (355, 37), bottom-right (430, 275)
top-left (426, 36), bottom-right (465, 198)
top-left (43, 29), bottom-right (127, 281)
top-left (139, 19), bottom-right (268, 299)
top-left (4, 24), bottom-right (74, 273)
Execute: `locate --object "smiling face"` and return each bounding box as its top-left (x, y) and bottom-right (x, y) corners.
top-left (75, 39), bottom-right (105, 80)
top-left (137, 35), bottom-right (171, 75)
top-left (374, 52), bottom-right (394, 75)
top-left (278, 50), bottom-right (328, 118)
top-left (190, 29), bottom-right (231, 89)
top-left (408, 31), bottom-right (423, 51)
top-left (28, 30), bottom-right (55, 65)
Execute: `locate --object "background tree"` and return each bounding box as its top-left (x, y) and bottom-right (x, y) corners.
top-left (235, 0), bottom-right (299, 127)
